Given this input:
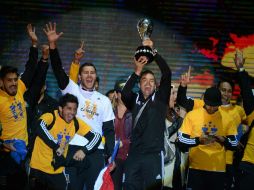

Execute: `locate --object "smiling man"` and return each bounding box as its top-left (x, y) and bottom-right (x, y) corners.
top-left (30, 93), bottom-right (101, 190)
top-left (44, 22), bottom-right (115, 190)
top-left (178, 87), bottom-right (238, 190)
top-left (176, 68), bottom-right (247, 189)
top-left (121, 39), bottom-right (171, 190)
top-left (0, 24), bottom-right (49, 189)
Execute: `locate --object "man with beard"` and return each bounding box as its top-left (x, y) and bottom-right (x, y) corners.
top-left (29, 93), bottom-right (101, 190)
top-left (121, 39), bottom-right (171, 190)
top-left (0, 24), bottom-right (48, 189)
top-left (44, 22), bottom-right (115, 190)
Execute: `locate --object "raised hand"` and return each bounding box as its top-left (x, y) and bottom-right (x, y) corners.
top-left (43, 22), bottom-right (63, 48)
top-left (142, 39), bottom-right (153, 49)
top-left (27, 24), bottom-right (38, 46)
top-left (180, 65), bottom-right (192, 87)
top-left (234, 49), bottom-right (245, 70)
top-left (134, 56), bottom-right (148, 76)
top-left (73, 40), bottom-right (85, 64)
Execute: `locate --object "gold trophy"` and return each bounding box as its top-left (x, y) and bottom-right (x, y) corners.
top-left (135, 18), bottom-right (154, 64)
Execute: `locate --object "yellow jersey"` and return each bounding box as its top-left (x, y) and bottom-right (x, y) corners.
top-left (30, 110), bottom-right (91, 174)
top-left (242, 111), bottom-right (254, 164)
top-left (192, 99), bottom-right (246, 165)
top-left (69, 62), bottom-right (79, 83)
top-left (0, 79), bottom-right (28, 144)
top-left (219, 105), bottom-right (246, 164)
top-left (179, 107), bottom-right (237, 172)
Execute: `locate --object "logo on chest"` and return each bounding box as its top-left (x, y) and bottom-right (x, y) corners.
top-left (80, 100), bottom-right (98, 119)
top-left (9, 100), bottom-right (25, 121)
top-left (202, 121), bottom-right (218, 136)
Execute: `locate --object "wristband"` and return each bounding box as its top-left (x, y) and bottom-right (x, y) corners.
top-left (152, 48), bottom-right (158, 56)
top-left (239, 68), bottom-right (245, 72)
top-left (239, 67), bottom-right (245, 72)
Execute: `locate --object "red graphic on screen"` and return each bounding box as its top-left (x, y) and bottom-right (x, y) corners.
top-left (191, 70), bottom-right (214, 86)
top-left (198, 33), bottom-right (254, 61)
top-left (195, 33), bottom-right (254, 99)
top-left (197, 37), bottom-right (219, 61)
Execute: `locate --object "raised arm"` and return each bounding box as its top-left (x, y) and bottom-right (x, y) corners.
top-left (24, 45), bottom-right (49, 108)
top-left (154, 53), bottom-right (171, 104)
top-left (121, 56), bottom-right (147, 110)
top-left (234, 50), bottom-right (254, 116)
top-left (69, 40), bottom-right (85, 83)
top-left (20, 24), bottom-right (39, 88)
top-left (43, 22), bottom-right (69, 90)
top-left (176, 66), bottom-right (195, 112)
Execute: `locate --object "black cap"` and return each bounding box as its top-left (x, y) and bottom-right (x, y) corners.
top-left (114, 80), bottom-right (126, 92)
top-left (204, 87), bottom-right (222, 106)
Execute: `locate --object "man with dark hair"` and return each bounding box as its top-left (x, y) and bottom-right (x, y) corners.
top-left (121, 39), bottom-right (171, 190)
top-left (44, 22), bottom-right (115, 190)
top-left (176, 66), bottom-right (246, 189)
top-left (105, 89), bottom-right (117, 109)
top-left (24, 45), bottom-right (59, 159)
top-left (29, 93), bottom-right (101, 190)
top-left (0, 24), bottom-right (49, 189)
top-left (178, 87), bottom-right (237, 190)
top-left (69, 41), bottom-right (100, 91)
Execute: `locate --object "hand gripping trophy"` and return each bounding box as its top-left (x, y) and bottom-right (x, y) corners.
top-left (135, 18), bottom-right (154, 64)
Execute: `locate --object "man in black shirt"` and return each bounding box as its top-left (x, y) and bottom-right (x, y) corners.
top-left (121, 39), bottom-right (171, 190)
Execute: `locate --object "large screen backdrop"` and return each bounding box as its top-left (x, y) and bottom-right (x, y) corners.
top-left (1, 0), bottom-right (254, 100)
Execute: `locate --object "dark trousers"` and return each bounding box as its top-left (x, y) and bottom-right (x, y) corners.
top-left (29, 168), bottom-right (67, 190)
top-left (83, 149), bottom-right (105, 190)
top-left (0, 151), bottom-right (27, 190)
top-left (187, 168), bottom-right (225, 190)
top-left (111, 158), bottom-right (125, 190)
top-left (237, 161), bottom-right (254, 190)
top-left (123, 152), bottom-right (163, 190)
top-left (65, 145), bottom-right (90, 190)
top-left (225, 164), bottom-right (234, 190)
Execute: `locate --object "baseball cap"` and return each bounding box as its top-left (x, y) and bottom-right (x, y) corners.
top-left (204, 87), bottom-right (222, 107)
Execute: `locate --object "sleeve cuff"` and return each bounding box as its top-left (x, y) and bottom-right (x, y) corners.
top-left (239, 68), bottom-right (245, 72)
top-left (195, 137), bottom-right (200, 145)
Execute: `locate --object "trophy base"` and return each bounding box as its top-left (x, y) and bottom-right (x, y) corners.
top-left (135, 46), bottom-right (154, 64)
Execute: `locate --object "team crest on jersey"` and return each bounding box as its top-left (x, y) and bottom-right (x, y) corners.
top-left (202, 121), bottom-right (218, 136)
top-left (9, 100), bottom-right (25, 121)
top-left (81, 100), bottom-right (98, 119)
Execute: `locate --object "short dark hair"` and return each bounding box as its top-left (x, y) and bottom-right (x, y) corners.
top-left (105, 89), bottom-right (115, 97)
top-left (217, 79), bottom-right (234, 91)
top-left (140, 70), bottom-right (155, 79)
top-left (59, 93), bottom-right (79, 108)
top-left (96, 76), bottom-right (100, 84)
top-left (0, 66), bottom-right (19, 79)
top-left (79, 62), bottom-right (97, 75)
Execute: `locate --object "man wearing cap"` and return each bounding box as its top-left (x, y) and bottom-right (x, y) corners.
top-left (176, 67), bottom-right (246, 189)
top-left (45, 22), bottom-right (115, 190)
top-left (178, 87), bottom-right (237, 190)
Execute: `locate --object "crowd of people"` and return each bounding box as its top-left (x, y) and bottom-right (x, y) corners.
top-left (0, 22), bottom-right (253, 190)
